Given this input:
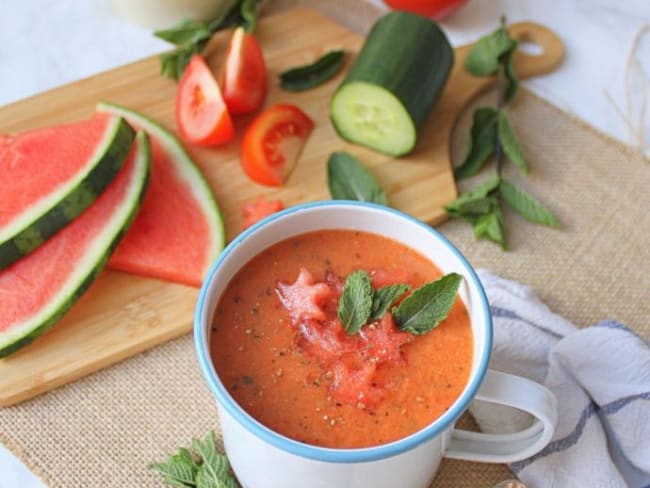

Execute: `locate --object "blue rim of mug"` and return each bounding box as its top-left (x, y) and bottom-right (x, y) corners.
top-left (194, 201), bottom-right (492, 463)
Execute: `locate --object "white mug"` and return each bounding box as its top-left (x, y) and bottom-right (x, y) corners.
top-left (194, 201), bottom-right (557, 488)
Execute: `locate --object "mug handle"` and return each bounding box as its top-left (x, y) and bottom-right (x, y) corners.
top-left (444, 369), bottom-right (558, 463)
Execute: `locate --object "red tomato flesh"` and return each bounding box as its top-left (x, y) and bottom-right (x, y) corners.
top-left (221, 27), bottom-right (268, 115)
top-left (241, 196), bottom-right (284, 229)
top-left (383, 0), bottom-right (469, 19)
top-left (176, 55), bottom-right (235, 146)
top-left (241, 103), bottom-right (314, 186)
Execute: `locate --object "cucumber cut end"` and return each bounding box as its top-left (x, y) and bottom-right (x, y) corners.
top-left (331, 82), bottom-right (416, 157)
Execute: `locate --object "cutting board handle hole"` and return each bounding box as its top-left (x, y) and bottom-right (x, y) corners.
top-left (517, 36), bottom-right (545, 57)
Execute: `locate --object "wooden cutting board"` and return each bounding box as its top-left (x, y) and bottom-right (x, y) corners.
top-left (0, 8), bottom-right (563, 406)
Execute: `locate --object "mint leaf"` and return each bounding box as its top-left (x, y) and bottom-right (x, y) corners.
top-left (370, 284), bottom-right (410, 321)
top-left (392, 273), bottom-right (462, 334)
top-left (240, 0), bottom-right (263, 33)
top-left (149, 448), bottom-right (199, 487)
top-left (499, 179), bottom-right (560, 227)
top-left (445, 173), bottom-right (501, 216)
top-left (473, 207), bottom-right (506, 248)
top-left (327, 152), bottom-right (388, 205)
top-left (446, 196), bottom-right (499, 221)
top-left (503, 43), bottom-right (519, 103)
top-left (160, 43), bottom-right (205, 80)
top-left (464, 27), bottom-right (517, 76)
top-left (338, 271), bottom-right (373, 335)
top-left (280, 50), bottom-right (345, 92)
top-left (454, 108), bottom-right (499, 180)
top-left (154, 19), bottom-right (212, 46)
top-left (497, 111), bottom-right (528, 174)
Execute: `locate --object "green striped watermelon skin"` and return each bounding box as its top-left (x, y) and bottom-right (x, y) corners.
top-left (0, 132), bottom-right (151, 358)
top-left (0, 116), bottom-right (135, 269)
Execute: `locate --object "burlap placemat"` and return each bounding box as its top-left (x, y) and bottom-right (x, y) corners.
top-left (2, 3), bottom-right (649, 487)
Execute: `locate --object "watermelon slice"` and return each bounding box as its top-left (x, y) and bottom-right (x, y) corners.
top-left (0, 115), bottom-right (135, 269)
top-left (0, 132), bottom-right (151, 358)
top-left (96, 102), bottom-right (225, 287)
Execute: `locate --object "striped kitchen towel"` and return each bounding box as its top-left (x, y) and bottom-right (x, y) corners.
top-left (471, 270), bottom-right (650, 488)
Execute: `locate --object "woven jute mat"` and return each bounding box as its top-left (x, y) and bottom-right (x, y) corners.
top-left (2, 2), bottom-right (649, 487)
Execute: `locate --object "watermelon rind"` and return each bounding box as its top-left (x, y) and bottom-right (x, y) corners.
top-left (0, 132), bottom-right (151, 358)
top-left (0, 117), bottom-right (136, 270)
top-left (96, 101), bottom-right (226, 275)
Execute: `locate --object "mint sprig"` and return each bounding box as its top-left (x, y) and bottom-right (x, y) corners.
top-left (448, 16), bottom-right (559, 248)
top-left (337, 271), bottom-right (459, 336)
top-left (154, 0), bottom-right (263, 80)
top-left (150, 432), bottom-right (239, 488)
top-left (370, 284), bottom-right (411, 321)
top-left (392, 273), bottom-right (462, 334)
top-left (338, 270), bottom-right (374, 335)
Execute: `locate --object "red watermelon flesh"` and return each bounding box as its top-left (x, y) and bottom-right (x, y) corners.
top-left (107, 136), bottom-right (213, 286)
top-left (1, 114), bottom-right (111, 230)
top-left (0, 134), bottom-right (149, 356)
top-left (98, 102), bottom-right (225, 288)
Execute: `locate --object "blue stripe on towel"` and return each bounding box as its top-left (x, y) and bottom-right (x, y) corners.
top-left (595, 320), bottom-right (648, 345)
top-left (490, 306), bottom-right (564, 339)
top-left (511, 392), bottom-right (650, 473)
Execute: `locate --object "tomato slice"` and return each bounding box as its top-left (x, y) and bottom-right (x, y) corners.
top-left (175, 55), bottom-right (235, 146)
top-left (221, 27), bottom-right (268, 115)
top-left (240, 103), bottom-right (314, 186)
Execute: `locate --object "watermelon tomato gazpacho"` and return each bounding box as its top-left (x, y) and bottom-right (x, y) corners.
top-left (210, 230), bottom-right (473, 449)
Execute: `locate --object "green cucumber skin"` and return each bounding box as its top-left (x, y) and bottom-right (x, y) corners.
top-left (332, 11), bottom-right (453, 151)
top-left (0, 118), bottom-right (136, 270)
top-left (0, 133), bottom-right (151, 358)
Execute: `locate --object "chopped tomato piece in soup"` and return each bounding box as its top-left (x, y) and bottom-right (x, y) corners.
top-left (276, 268), bottom-right (413, 407)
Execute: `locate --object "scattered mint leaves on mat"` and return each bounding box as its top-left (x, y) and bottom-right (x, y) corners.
top-left (499, 179), bottom-right (560, 227)
top-left (280, 49), bottom-right (346, 92)
top-left (149, 431), bottom-right (239, 487)
top-left (338, 270), bottom-right (374, 335)
top-left (327, 152), bottom-right (388, 205)
top-left (370, 283), bottom-right (411, 321)
top-left (392, 273), bottom-right (462, 334)
top-left (155, 0), bottom-right (263, 80)
top-left (449, 16), bottom-right (559, 248)
top-left (454, 107), bottom-right (499, 179)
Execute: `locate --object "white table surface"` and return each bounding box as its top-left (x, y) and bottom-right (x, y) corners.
top-left (1, 0), bottom-right (648, 486)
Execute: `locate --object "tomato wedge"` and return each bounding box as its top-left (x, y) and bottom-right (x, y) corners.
top-left (221, 27), bottom-right (268, 115)
top-left (176, 55), bottom-right (235, 146)
top-left (241, 104), bottom-right (314, 186)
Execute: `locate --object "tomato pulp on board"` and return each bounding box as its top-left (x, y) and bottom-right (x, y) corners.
top-left (211, 230), bottom-right (473, 449)
top-left (176, 55), bottom-right (235, 146)
top-left (221, 27), bottom-right (268, 115)
top-left (240, 103), bottom-right (314, 186)
top-left (241, 196), bottom-right (284, 229)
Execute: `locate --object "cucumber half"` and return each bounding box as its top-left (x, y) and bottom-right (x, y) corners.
top-left (330, 11), bottom-right (454, 157)
top-left (331, 82), bottom-right (416, 156)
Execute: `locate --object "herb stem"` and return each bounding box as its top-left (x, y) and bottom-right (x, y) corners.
top-left (495, 15), bottom-right (508, 176)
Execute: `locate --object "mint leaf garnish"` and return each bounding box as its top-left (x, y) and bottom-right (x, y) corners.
top-left (327, 152), bottom-right (388, 205)
top-left (392, 273), bottom-right (462, 334)
top-left (370, 283), bottom-right (410, 321)
top-left (499, 179), bottom-right (560, 227)
top-left (150, 432), bottom-right (239, 487)
top-left (338, 270), bottom-right (373, 335)
top-left (454, 107), bottom-right (499, 180)
top-left (497, 111), bottom-right (528, 174)
top-left (280, 49), bottom-right (345, 92)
